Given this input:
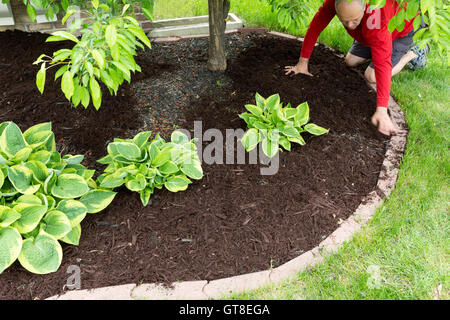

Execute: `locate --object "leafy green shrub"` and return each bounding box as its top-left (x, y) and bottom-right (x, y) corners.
top-left (97, 130), bottom-right (203, 206)
top-left (33, 0), bottom-right (154, 109)
top-left (239, 93), bottom-right (329, 158)
top-left (0, 121), bottom-right (116, 274)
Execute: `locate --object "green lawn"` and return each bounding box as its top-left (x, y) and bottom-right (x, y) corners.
top-left (153, 0), bottom-right (449, 300)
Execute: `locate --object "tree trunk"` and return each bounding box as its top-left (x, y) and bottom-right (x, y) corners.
top-left (207, 0), bottom-right (230, 71)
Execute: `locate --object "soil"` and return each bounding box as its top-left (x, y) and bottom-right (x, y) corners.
top-left (0, 30), bottom-right (390, 300)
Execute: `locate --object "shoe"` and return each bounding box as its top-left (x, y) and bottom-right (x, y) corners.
top-left (408, 44), bottom-right (430, 70)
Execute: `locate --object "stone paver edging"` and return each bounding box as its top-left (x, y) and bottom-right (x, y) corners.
top-left (46, 30), bottom-right (408, 300)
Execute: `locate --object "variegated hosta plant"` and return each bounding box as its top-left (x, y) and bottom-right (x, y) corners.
top-left (0, 121), bottom-right (116, 275)
top-left (239, 93), bottom-right (329, 158)
top-left (97, 130), bottom-right (203, 206)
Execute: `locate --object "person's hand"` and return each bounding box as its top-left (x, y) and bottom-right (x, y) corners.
top-left (285, 57), bottom-right (313, 77)
top-left (371, 107), bottom-right (398, 136)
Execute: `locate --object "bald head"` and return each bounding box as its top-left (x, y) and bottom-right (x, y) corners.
top-left (335, 0), bottom-right (365, 10)
top-left (335, 0), bottom-right (365, 30)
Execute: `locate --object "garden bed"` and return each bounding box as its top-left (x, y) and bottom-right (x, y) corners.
top-left (0, 29), bottom-right (389, 300)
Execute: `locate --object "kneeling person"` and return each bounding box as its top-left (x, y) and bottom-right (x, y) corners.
top-left (285, 0), bottom-right (429, 136)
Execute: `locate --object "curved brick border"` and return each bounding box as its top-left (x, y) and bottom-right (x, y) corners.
top-left (46, 30), bottom-right (408, 300)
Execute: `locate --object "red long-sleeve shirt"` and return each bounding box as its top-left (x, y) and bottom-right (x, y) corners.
top-left (301, 0), bottom-right (417, 107)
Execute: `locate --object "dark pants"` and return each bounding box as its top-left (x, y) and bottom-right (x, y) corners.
top-left (349, 16), bottom-right (426, 68)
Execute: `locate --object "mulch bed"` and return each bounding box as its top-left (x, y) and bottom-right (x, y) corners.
top-left (0, 30), bottom-right (389, 300)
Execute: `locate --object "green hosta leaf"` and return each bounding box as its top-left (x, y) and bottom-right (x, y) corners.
top-left (262, 137), bottom-right (279, 158)
top-left (0, 169), bottom-right (3, 189)
top-left (295, 102), bottom-right (310, 127)
top-left (276, 107), bottom-right (287, 122)
top-left (61, 168), bottom-right (77, 175)
top-left (0, 206), bottom-right (21, 227)
top-left (173, 149), bottom-right (195, 165)
top-left (133, 131), bottom-right (152, 149)
top-left (265, 94), bottom-right (281, 113)
top-left (158, 160), bottom-right (179, 175)
top-left (110, 142), bottom-right (141, 160)
top-left (45, 133), bottom-right (56, 152)
top-left (39, 194), bottom-right (56, 211)
top-left (16, 194), bottom-right (42, 205)
top-left (139, 188), bottom-right (153, 207)
top-left (0, 183), bottom-right (19, 197)
top-left (23, 122), bottom-right (52, 144)
top-left (0, 227), bottom-right (22, 274)
top-left (152, 149), bottom-right (172, 167)
top-left (25, 160), bottom-right (49, 183)
top-left (7, 165), bottom-right (40, 195)
top-left (284, 108), bottom-right (297, 119)
top-left (97, 154), bottom-right (112, 165)
top-left (268, 129), bottom-right (280, 142)
top-left (87, 178), bottom-right (97, 189)
top-left (79, 190), bottom-right (116, 213)
top-left (280, 126), bottom-right (301, 139)
top-left (238, 112), bottom-right (257, 126)
top-left (51, 174), bottom-right (89, 199)
top-left (125, 174), bottom-right (146, 192)
top-left (99, 174), bottom-right (124, 189)
top-left (288, 135), bottom-right (306, 146)
top-left (255, 92), bottom-right (265, 108)
top-left (55, 200), bottom-right (87, 227)
top-left (279, 136), bottom-right (291, 151)
top-left (245, 104), bottom-right (263, 117)
top-left (304, 123), bottom-right (329, 136)
top-left (12, 203), bottom-right (48, 234)
top-left (18, 232), bottom-right (62, 274)
top-left (11, 147), bottom-right (32, 162)
top-left (111, 156), bottom-right (133, 164)
top-left (180, 162), bottom-right (203, 180)
top-left (164, 175), bottom-right (192, 192)
top-left (241, 128), bottom-right (260, 151)
top-left (42, 210), bottom-right (72, 239)
top-left (0, 122), bottom-right (28, 158)
top-left (62, 154), bottom-right (84, 165)
top-left (0, 153), bottom-right (10, 166)
top-left (251, 120), bottom-right (270, 130)
top-left (44, 170), bottom-right (56, 194)
top-left (171, 131), bottom-right (189, 144)
top-left (60, 224), bottom-right (81, 245)
top-left (24, 131), bottom-right (53, 150)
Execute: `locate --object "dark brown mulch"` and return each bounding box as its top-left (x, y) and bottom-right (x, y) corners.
top-left (0, 30), bottom-right (390, 300)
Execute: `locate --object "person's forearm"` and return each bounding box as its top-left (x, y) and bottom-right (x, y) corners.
top-left (298, 57), bottom-right (309, 65)
top-left (300, 0), bottom-right (336, 59)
